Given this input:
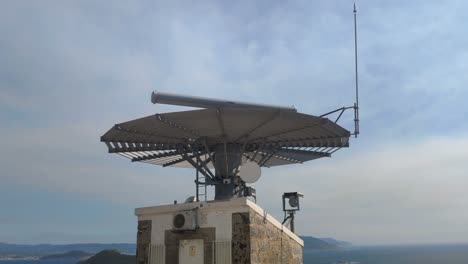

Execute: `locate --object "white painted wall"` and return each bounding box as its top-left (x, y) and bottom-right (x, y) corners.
top-left (179, 239), bottom-right (204, 264)
top-left (136, 198), bottom-right (249, 244)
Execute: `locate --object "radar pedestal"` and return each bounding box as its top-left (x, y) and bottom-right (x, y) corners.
top-left (212, 144), bottom-right (242, 200)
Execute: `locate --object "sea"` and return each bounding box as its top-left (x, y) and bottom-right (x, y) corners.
top-left (2, 244), bottom-right (468, 264)
top-left (303, 244), bottom-right (468, 264)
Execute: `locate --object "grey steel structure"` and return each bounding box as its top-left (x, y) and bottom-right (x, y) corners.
top-left (151, 91), bottom-right (297, 111)
top-left (101, 91), bottom-right (351, 200)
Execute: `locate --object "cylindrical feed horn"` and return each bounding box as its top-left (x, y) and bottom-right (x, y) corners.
top-left (151, 91), bottom-right (296, 111)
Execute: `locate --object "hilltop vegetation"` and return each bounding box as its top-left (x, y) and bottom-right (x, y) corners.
top-left (77, 250), bottom-right (134, 264)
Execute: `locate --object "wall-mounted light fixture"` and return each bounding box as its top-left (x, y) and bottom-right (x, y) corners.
top-left (282, 192), bottom-right (304, 233)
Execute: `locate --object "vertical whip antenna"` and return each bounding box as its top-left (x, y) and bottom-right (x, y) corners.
top-left (318, 3), bottom-right (362, 138)
top-left (353, 2), bottom-right (360, 137)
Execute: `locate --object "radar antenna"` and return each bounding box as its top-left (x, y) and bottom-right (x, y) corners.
top-left (101, 5), bottom-right (359, 204)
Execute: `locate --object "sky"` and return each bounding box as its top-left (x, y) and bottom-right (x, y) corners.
top-left (1, 0), bottom-right (467, 246)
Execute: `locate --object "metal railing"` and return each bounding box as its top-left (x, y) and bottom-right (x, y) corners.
top-left (148, 244), bottom-right (165, 264)
top-left (148, 240), bottom-right (232, 264)
top-left (212, 240), bottom-right (232, 264)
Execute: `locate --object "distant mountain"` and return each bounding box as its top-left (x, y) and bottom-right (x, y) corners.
top-left (0, 243), bottom-right (135, 256)
top-left (40, 250), bottom-right (92, 260)
top-left (0, 236), bottom-right (350, 257)
top-left (77, 250), bottom-right (134, 264)
top-left (300, 236), bottom-right (339, 250)
top-left (319, 237), bottom-right (353, 248)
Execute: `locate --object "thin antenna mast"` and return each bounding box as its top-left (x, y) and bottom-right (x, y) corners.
top-left (319, 3), bottom-right (361, 137)
top-left (353, 2), bottom-right (360, 137)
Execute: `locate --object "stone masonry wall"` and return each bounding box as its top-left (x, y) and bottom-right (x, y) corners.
top-left (232, 212), bottom-right (251, 263)
top-left (136, 220), bottom-right (152, 264)
top-left (249, 210), bottom-right (303, 264)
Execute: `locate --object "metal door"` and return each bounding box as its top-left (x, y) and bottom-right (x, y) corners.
top-left (179, 239), bottom-right (204, 264)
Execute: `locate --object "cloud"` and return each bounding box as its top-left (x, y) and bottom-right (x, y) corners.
top-left (1, 0), bottom-right (468, 244)
top-left (256, 135), bottom-right (468, 244)
top-left (0, 124), bottom-right (196, 207)
top-left (3, 119), bottom-right (467, 244)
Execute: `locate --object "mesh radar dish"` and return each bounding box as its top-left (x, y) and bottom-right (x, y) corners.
top-left (101, 91), bottom-right (357, 200)
top-left (238, 161), bottom-right (261, 184)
